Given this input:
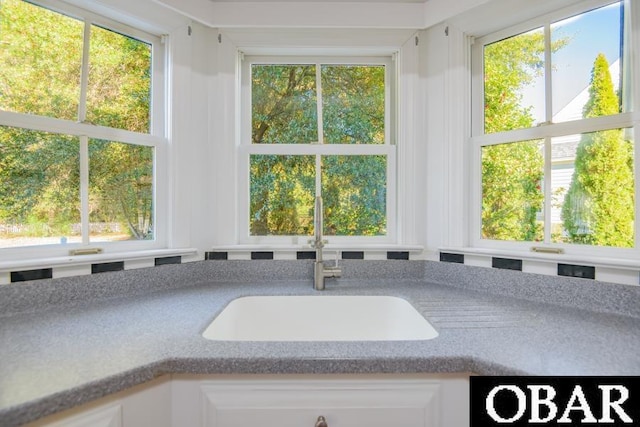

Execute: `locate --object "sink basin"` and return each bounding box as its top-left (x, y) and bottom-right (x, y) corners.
top-left (202, 295), bottom-right (438, 341)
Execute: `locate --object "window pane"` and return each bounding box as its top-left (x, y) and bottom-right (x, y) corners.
top-left (481, 140), bottom-right (544, 241)
top-left (484, 28), bottom-right (545, 133)
top-left (553, 128), bottom-right (634, 247)
top-left (322, 155), bottom-right (386, 236)
top-left (251, 65), bottom-right (317, 144)
top-left (0, 126), bottom-right (80, 248)
top-left (89, 140), bottom-right (154, 242)
top-left (552, 2), bottom-right (624, 122)
top-left (0, 0), bottom-right (83, 120)
top-left (250, 155), bottom-right (315, 235)
top-left (87, 26), bottom-right (152, 133)
top-left (321, 65), bottom-right (385, 144)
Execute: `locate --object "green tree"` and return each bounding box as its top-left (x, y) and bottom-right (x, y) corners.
top-left (482, 140), bottom-right (543, 241)
top-left (484, 31), bottom-right (545, 134)
top-left (322, 65), bottom-right (385, 145)
top-left (322, 155), bottom-right (386, 236)
top-left (562, 53), bottom-right (634, 247)
top-left (0, 0), bottom-right (153, 243)
top-left (250, 64), bottom-right (386, 236)
top-left (89, 141), bottom-right (154, 239)
top-left (481, 30), bottom-right (560, 241)
top-left (249, 155), bottom-right (315, 236)
top-left (251, 65), bottom-right (317, 144)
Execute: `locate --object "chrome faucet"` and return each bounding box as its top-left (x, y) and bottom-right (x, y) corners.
top-left (309, 196), bottom-right (341, 290)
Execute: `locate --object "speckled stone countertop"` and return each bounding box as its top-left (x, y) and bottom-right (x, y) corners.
top-left (1, 260), bottom-right (639, 426)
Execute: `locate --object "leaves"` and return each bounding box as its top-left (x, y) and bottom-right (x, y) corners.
top-left (482, 141), bottom-right (544, 241)
top-left (481, 30), bottom-right (549, 241)
top-left (249, 65), bottom-right (387, 236)
top-left (561, 56), bottom-right (633, 248)
top-left (0, 0), bottom-right (154, 244)
top-left (251, 65), bottom-right (317, 144)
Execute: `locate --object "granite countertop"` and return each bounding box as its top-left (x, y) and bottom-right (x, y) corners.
top-left (1, 262), bottom-right (640, 426)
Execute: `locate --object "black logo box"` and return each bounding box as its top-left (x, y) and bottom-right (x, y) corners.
top-left (470, 376), bottom-right (640, 426)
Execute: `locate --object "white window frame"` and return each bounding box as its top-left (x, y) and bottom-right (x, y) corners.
top-left (470, 0), bottom-right (640, 260)
top-left (0, 0), bottom-right (167, 262)
top-left (238, 55), bottom-right (397, 245)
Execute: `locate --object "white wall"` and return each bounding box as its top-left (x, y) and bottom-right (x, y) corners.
top-left (167, 22), bottom-right (219, 256)
top-left (210, 32), bottom-right (240, 246)
top-left (157, 10), bottom-right (470, 257)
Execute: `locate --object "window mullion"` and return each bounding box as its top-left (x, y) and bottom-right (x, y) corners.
top-left (78, 21), bottom-right (91, 123)
top-left (315, 63), bottom-right (323, 198)
top-left (543, 137), bottom-right (552, 244)
top-left (544, 23), bottom-right (553, 124)
top-left (79, 22), bottom-right (91, 246)
top-left (315, 63), bottom-right (324, 145)
top-left (543, 23), bottom-right (553, 245)
top-left (315, 154), bottom-right (322, 200)
top-left (79, 136), bottom-right (90, 246)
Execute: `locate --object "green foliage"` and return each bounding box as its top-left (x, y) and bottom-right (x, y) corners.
top-left (251, 65), bottom-right (317, 144)
top-left (0, 127), bottom-right (80, 235)
top-left (582, 54), bottom-right (620, 119)
top-left (483, 30), bottom-right (544, 134)
top-left (250, 155), bottom-right (315, 235)
top-left (562, 54), bottom-right (634, 247)
top-left (0, 0), bottom-right (83, 119)
top-left (322, 65), bottom-right (385, 144)
top-left (481, 30), bottom-right (557, 241)
top-left (0, 0), bottom-right (154, 244)
top-left (482, 141), bottom-right (544, 241)
top-left (249, 64), bottom-right (387, 236)
top-left (322, 156), bottom-right (386, 235)
top-left (89, 141), bottom-right (154, 239)
top-left (87, 26), bottom-right (152, 133)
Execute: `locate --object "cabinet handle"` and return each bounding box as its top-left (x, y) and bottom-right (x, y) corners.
top-left (315, 415), bottom-right (328, 427)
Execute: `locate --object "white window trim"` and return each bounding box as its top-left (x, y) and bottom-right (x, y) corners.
top-left (0, 0), bottom-right (168, 262)
top-left (237, 54), bottom-right (398, 245)
top-left (469, 0), bottom-right (640, 262)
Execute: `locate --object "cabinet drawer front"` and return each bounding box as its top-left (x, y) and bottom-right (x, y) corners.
top-left (200, 379), bottom-right (441, 427)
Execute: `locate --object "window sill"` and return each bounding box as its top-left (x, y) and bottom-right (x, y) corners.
top-left (210, 244), bottom-right (424, 260)
top-left (212, 244), bottom-right (423, 251)
top-left (0, 248), bottom-right (198, 273)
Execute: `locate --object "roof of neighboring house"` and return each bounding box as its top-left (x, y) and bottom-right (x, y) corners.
top-left (552, 58), bottom-right (620, 123)
top-left (549, 58), bottom-right (620, 161)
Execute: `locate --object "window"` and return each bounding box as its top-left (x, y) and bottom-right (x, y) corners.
top-left (472, 0), bottom-right (638, 256)
top-left (0, 0), bottom-right (164, 252)
top-left (240, 56), bottom-right (396, 243)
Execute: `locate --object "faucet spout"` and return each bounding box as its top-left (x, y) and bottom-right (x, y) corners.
top-left (310, 196), bottom-right (341, 290)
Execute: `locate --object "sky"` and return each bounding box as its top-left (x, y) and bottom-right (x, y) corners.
top-left (521, 1), bottom-right (623, 124)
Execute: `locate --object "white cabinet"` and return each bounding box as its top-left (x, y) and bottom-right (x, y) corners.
top-left (172, 374), bottom-right (470, 427)
top-left (27, 374), bottom-right (469, 427)
top-left (31, 404), bottom-right (123, 427)
top-left (26, 377), bottom-right (172, 427)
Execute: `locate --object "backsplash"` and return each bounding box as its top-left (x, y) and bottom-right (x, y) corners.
top-left (439, 251), bottom-right (639, 285)
top-left (4, 249), bottom-right (638, 288)
top-left (1, 258), bottom-right (639, 320)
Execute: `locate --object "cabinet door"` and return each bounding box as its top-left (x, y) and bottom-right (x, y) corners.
top-left (27, 404), bottom-right (122, 427)
top-left (26, 377), bottom-right (171, 427)
top-left (199, 378), bottom-right (441, 427)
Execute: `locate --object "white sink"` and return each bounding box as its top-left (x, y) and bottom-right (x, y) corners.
top-left (202, 295), bottom-right (438, 341)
